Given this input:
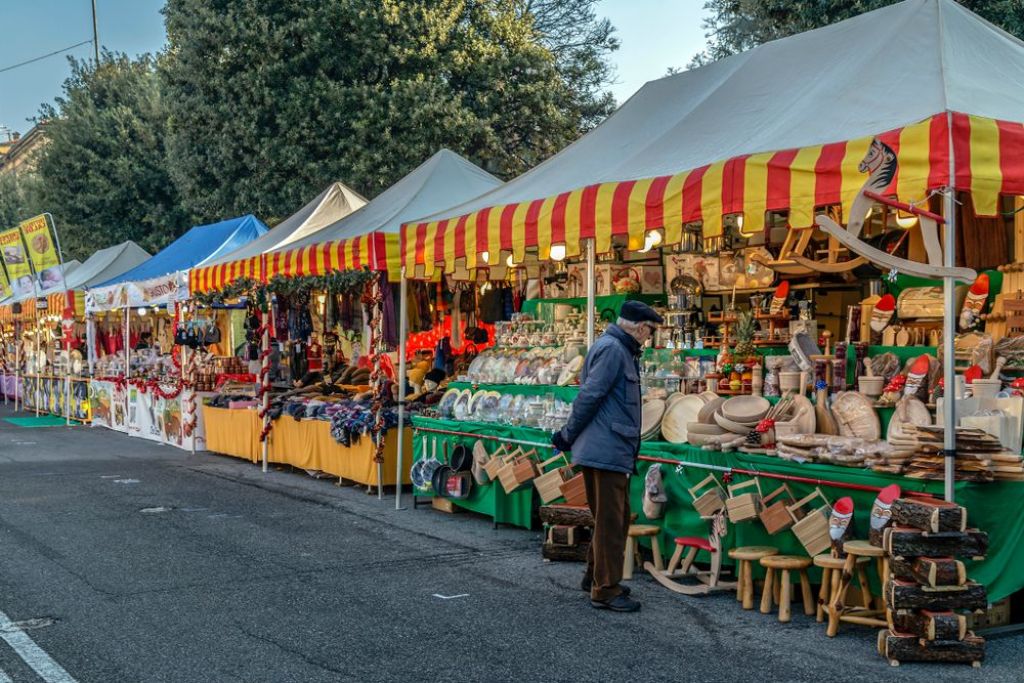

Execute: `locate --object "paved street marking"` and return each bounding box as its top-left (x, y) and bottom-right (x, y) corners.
top-left (0, 608), bottom-right (77, 683)
top-left (0, 667), bottom-right (12, 683)
top-left (112, 479), bottom-right (140, 485)
top-left (139, 507), bottom-right (173, 514)
top-left (432, 594), bottom-right (470, 600)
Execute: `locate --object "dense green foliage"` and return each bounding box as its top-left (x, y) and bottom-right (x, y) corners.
top-left (160, 0), bottom-right (618, 223)
top-left (693, 0), bottom-right (1024, 66)
top-left (32, 53), bottom-right (188, 259)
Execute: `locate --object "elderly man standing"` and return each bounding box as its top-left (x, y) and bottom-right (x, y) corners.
top-left (552, 300), bottom-right (663, 612)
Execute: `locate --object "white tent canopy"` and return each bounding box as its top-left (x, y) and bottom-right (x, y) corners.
top-left (413, 0), bottom-right (1024, 224)
top-left (278, 149), bottom-right (501, 252)
top-left (203, 182), bottom-right (366, 267)
top-left (62, 241), bottom-right (150, 292)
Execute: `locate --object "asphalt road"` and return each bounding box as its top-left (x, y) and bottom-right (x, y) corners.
top-left (0, 406), bottom-right (1021, 682)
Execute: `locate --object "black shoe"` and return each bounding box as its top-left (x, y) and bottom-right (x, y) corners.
top-left (591, 594), bottom-right (641, 612)
top-left (580, 576), bottom-right (630, 597)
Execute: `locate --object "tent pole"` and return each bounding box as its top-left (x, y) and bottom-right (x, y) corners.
top-left (586, 239), bottom-right (596, 348)
top-left (261, 300), bottom-right (270, 473)
top-left (943, 111), bottom-right (957, 503)
top-left (395, 267), bottom-right (408, 510)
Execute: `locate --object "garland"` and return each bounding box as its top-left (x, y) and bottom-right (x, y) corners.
top-left (193, 271), bottom-right (376, 307)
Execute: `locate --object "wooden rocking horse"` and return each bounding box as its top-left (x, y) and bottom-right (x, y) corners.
top-left (752, 203), bottom-right (867, 276)
top-left (816, 138), bottom-right (977, 282)
top-left (644, 510), bottom-right (737, 596)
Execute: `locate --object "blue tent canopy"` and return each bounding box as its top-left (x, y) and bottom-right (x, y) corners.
top-left (94, 215), bottom-right (267, 288)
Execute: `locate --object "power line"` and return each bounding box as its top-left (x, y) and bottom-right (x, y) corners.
top-left (0, 39), bottom-right (93, 76)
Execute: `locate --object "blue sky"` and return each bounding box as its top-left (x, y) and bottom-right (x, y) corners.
top-left (0, 0), bottom-right (707, 135)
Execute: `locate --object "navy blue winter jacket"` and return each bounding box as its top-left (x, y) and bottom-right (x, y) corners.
top-left (558, 324), bottom-right (641, 474)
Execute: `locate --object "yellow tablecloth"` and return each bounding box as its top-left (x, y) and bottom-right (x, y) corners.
top-left (202, 405), bottom-right (411, 486)
top-left (202, 406), bottom-right (260, 463)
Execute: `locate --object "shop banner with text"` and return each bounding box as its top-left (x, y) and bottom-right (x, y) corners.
top-left (20, 214), bottom-right (64, 293)
top-left (0, 227), bottom-right (34, 298)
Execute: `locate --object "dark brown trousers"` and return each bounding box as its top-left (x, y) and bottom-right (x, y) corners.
top-left (581, 466), bottom-right (630, 601)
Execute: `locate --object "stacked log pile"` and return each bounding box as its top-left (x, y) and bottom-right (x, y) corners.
top-left (878, 497), bottom-right (989, 667)
top-left (540, 504), bottom-right (593, 562)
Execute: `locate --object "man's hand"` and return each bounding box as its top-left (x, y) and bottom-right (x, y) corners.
top-left (551, 429), bottom-right (571, 454)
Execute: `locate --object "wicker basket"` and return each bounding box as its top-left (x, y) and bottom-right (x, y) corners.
top-left (688, 474), bottom-right (726, 518)
top-left (759, 483), bottom-right (801, 535)
top-left (787, 487), bottom-right (832, 556)
top-left (533, 454), bottom-right (571, 504)
top-left (725, 478), bottom-right (762, 523)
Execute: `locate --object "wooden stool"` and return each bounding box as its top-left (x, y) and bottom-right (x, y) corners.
top-left (826, 540), bottom-right (888, 637)
top-left (813, 553), bottom-right (871, 623)
top-left (728, 546), bottom-right (779, 610)
top-left (759, 555), bottom-right (814, 623)
top-left (624, 524), bottom-right (663, 580)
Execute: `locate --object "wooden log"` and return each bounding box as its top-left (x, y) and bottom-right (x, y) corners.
top-left (891, 497), bottom-right (967, 533)
top-left (542, 541), bottom-right (589, 563)
top-left (539, 504), bottom-right (594, 527)
top-left (878, 629), bottom-right (984, 665)
top-left (886, 578), bottom-right (988, 612)
top-left (546, 525), bottom-right (591, 546)
top-left (889, 556), bottom-right (967, 587)
top-left (884, 526), bottom-right (988, 560)
top-left (887, 610), bottom-right (967, 641)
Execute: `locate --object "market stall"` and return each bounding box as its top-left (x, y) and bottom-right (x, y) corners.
top-left (85, 215), bottom-right (268, 450)
top-left (189, 150), bottom-right (502, 488)
top-left (395, 0), bottom-right (1024, 639)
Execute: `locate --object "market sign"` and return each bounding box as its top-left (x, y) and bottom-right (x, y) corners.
top-left (0, 226), bottom-right (34, 298)
top-left (20, 214), bottom-right (65, 293)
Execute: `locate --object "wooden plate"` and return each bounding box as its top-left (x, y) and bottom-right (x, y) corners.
top-left (642, 399), bottom-right (666, 437)
top-left (697, 396), bottom-right (727, 424)
top-left (661, 395), bottom-right (705, 444)
top-left (722, 395), bottom-right (771, 423)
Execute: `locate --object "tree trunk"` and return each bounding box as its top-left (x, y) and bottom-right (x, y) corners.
top-left (878, 629), bottom-right (985, 665)
top-left (887, 610), bottom-right (967, 641)
top-left (891, 497), bottom-right (967, 533)
top-left (884, 527), bottom-right (988, 560)
top-left (889, 557), bottom-right (966, 587)
top-left (540, 504), bottom-right (594, 527)
top-left (885, 579), bottom-right (988, 612)
top-left (542, 541), bottom-right (589, 562)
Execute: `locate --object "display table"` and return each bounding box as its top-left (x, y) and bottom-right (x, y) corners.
top-left (410, 415), bottom-right (1024, 601)
top-left (411, 416), bottom-right (541, 529)
top-left (634, 443), bottom-right (1024, 602)
top-left (202, 406), bottom-right (412, 486)
top-left (203, 406), bottom-right (261, 462)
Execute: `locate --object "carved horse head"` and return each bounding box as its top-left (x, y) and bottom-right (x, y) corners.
top-left (859, 138), bottom-right (898, 191)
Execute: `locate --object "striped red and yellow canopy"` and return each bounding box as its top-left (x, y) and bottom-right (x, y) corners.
top-left (402, 113), bottom-right (1024, 277)
top-left (189, 232), bottom-right (402, 295)
top-left (0, 290), bottom-right (85, 324)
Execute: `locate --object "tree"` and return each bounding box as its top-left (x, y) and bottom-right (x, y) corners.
top-left (0, 173), bottom-right (43, 229)
top-left (33, 53), bottom-right (188, 259)
top-left (692, 0), bottom-right (1024, 66)
top-left (521, 0), bottom-right (619, 130)
top-left (160, 0), bottom-right (617, 223)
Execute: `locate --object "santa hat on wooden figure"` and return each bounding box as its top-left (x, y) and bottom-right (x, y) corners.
top-left (829, 497), bottom-right (855, 557)
top-left (868, 484), bottom-right (901, 547)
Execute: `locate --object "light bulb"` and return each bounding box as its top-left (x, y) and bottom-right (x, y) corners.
top-left (649, 230), bottom-right (663, 247)
top-left (863, 205), bottom-right (874, 222)
top-left (895, 213), bottom-right (918, 229)
top-left (506, 254), bottom-right (517, 267)
top-left (550, 244), bottom-right (566, 261)
top-left (137, 307), bottom-right (148, 316)
top-left (480, 250), bottom-right (490, 264)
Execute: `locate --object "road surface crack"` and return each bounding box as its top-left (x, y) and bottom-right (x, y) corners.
top-left (236, 623), bottom-right (349, 676)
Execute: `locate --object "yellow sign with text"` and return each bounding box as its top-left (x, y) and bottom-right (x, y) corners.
top-left (0, 264), bottom-right (11, 299)
top-left (0, 227), bottom-right (34, 297)
top-left (20, 214), bottom-right (64, 292)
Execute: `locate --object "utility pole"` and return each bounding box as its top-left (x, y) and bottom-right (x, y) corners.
top-left (91, 0), bottom-right (100, 65)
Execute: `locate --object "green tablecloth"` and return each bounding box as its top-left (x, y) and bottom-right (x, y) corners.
top-left (410, 416), bottom-right (1024, 601)
top-left (635, 443), bottom-right (1024, 601)
top-left (411, 416), bottom-right (550, 529)
top-left (447, 382), bottom-right (579, 402)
